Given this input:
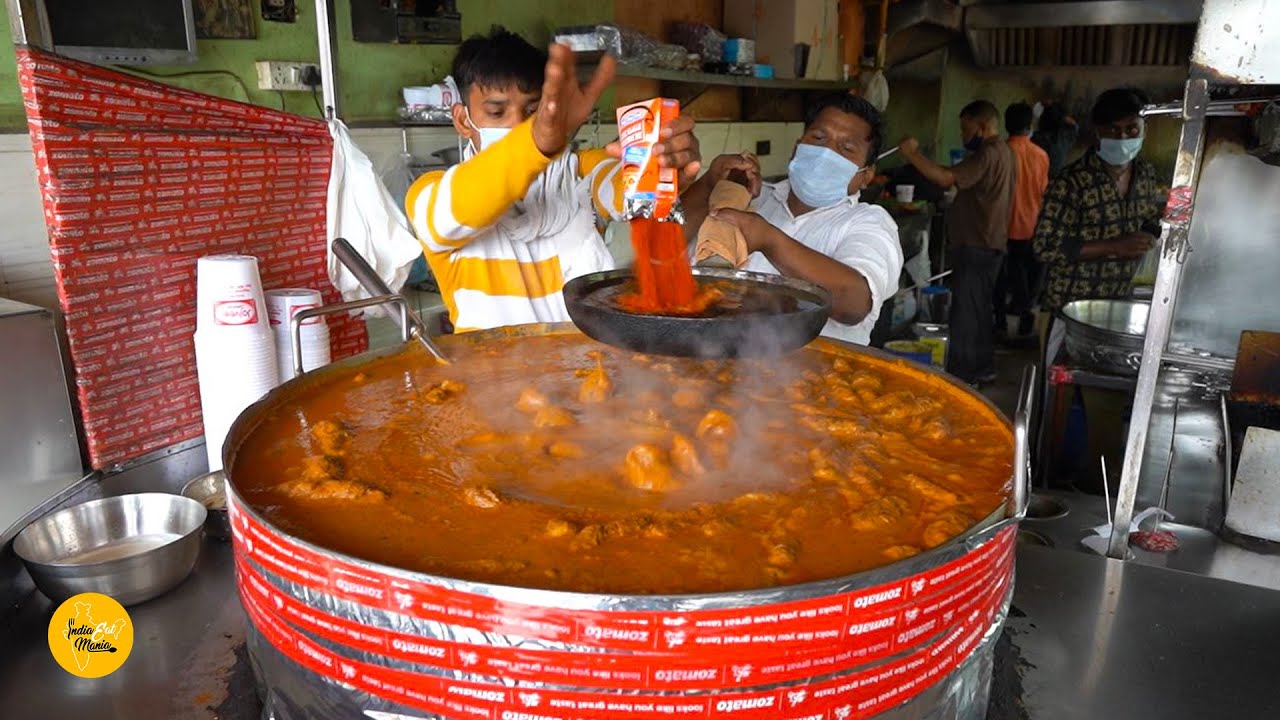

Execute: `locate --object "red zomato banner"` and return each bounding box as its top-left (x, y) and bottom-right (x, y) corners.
top-left (15, 46), bottom-right (366, 469)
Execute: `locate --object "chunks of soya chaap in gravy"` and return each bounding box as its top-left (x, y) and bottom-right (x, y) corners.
top-left (243, 337), bottom-right (1012, 593)
top-left (278, 419), bottom-right (386, 503)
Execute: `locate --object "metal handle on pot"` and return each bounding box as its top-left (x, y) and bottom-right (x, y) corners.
top-left (331, 238), bottom-right (448, 362)
top-left (1220, 393), bottom-right (1234, 513)
top-left (291, 295), bottom-right (410, 377)
top-left (1010, 363), bottom-right (1036, 519)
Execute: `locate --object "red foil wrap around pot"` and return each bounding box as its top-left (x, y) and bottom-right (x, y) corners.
top-left (228, 488), bottom-right (1016, 720)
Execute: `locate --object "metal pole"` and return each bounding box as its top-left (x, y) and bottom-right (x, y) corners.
top-left (6, 0), bottom-right (52, 47)
top-left (1142, 95), bottom-right (1280, 117)
top-left (314, 0), bottom-right (340, 119)
top-left (1107, 77), bottom-right (1209, 558)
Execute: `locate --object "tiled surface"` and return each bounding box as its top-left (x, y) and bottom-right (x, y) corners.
top-left (981, 342), bottom-right (1039, 420)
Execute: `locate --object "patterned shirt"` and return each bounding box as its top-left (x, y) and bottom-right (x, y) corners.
top-left (1034, 151), bottom-right (1164, 311)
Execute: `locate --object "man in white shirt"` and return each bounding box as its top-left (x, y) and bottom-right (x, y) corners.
top-left (681, 94), bottom-right (902, 345)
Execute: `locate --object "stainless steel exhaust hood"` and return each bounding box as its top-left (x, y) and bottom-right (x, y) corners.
top-left (967, 0), bottom-right (1202, 67)
top-left (887, 0), bottom-right (1203, 69)
top-left (965, 0), bottom-right (1202, 30)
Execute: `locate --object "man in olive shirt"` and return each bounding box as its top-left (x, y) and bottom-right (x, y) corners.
top-left (899, 100), bottom-right (1017, 385)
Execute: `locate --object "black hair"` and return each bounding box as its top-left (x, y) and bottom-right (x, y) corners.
top-left (1091, 88), bottom-right (1148, 127)
top-left (1037, 103), bottom-right (1068, 133)
top-left (960, 100), bottom-right (1000, 125)
top-left (804, 93), bottom-right (883, 166)
top-left (451, 26), bottom-right (546, 100)
top-left (1005, 102), bottom-right (1034, 135)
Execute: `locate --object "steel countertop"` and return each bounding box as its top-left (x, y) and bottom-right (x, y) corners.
top-left (1, 537), bottom-right (1278, 719)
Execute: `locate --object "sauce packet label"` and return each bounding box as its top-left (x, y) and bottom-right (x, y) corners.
top-left (616, 97), bottom-right (683, 222)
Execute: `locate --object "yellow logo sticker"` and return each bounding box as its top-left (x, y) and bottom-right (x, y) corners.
top-left (47, 592), bottom-right (133, 678)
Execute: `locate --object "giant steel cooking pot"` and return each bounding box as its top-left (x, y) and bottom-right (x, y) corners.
top-left (1060, 298), bottom-right (1149, 377)
top-left (223, 323), bottom-right (1032, 720)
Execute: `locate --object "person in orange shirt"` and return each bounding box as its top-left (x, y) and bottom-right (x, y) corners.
top-left (995, 102), bottom-right (1050, 340)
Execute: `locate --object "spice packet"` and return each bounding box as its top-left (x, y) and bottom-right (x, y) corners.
top-left (616, 98), bottom-right (683, 223)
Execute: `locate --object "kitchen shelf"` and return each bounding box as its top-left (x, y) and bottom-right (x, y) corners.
top-left (609, 63), bottom-right (852, 91)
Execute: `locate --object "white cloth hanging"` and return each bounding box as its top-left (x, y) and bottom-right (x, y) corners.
top-left (325, 118), bottom-right (423, 311)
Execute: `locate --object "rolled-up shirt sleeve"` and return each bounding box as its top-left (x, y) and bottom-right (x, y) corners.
top-left (831, 206), bottom-right (904, 321)
top-left (950, 147), bottom-right (991, 191)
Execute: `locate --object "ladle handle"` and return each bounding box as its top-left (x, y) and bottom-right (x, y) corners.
top-left (291, 295), bottom-right (409, 377)
top-left (333, 237), bottom-right (402, 299)
top-left (331, 238), bottom-right (447, 361)
top-left (1010, 363), bottom-right (1036, 519)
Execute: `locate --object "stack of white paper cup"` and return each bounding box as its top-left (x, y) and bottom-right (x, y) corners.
top-left (194, 255), bottom-right (279, 471)
top-left (267, 288), bottom-right (331, 381)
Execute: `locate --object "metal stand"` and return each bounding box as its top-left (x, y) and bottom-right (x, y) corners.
top-left (1108, 0), bottom-right (1280, 559)
top-left (315, 0), bottom-right (340, 119)
top-left (1108, 79), bottom-right (1209, 557)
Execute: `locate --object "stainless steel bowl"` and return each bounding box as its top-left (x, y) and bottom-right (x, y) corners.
top-left (182, 471), bottom-right (229, 540)
top-left (13, 493), bottom-right (206, 606)
top-left (1060, 298), bottom-right (1150, 376)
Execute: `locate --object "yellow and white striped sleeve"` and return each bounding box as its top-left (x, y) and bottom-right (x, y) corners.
top-left (405, 118), bottom-right (553, 254)
top-left (575, 148), bottom-right (625, 223)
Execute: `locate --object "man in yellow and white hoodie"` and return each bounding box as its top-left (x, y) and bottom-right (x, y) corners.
top-left (406, 29), bottom-right (702, 332)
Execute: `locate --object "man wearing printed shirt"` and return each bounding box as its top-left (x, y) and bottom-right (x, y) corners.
top-left (682, 95), bottom-right (903, 346)
top-left (405, 29), bottom-right (701, 332)
top-left (1031, 88), bottom-right (1165, 487)
top-left (1034, 88), bottom-right (1163, 316)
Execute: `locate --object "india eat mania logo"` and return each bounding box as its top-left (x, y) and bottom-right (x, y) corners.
top-left (47, 592), bottom-right (133, 678)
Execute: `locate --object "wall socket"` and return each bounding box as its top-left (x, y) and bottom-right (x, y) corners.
top-left (255, 61), bottom-right (322, 91)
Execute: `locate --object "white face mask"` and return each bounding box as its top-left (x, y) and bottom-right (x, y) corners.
top-left (788, 143), bottom-right (860, 208)
top-left (1097, 136), bottom-right (1144, 166)
top-left (461, 107), bottom-right (512, 159)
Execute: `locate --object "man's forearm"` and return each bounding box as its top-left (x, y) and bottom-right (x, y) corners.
top-left (902, 150), bottom-right (956, 189)
top-left (761, 228), bottom-right (872, 324)
top-left (1076, 237), bottom-right (1143, 260)
top-left (679, 173), bottom-right (716, 245)
top-left (1076, 241), bottom-right (1121, 260)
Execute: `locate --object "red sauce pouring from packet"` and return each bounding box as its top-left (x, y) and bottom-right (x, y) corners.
top-left (615, 98), bottom-right (701, 313)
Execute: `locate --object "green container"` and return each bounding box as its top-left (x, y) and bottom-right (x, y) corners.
top-left (884, 340), bottom-right (934, 366)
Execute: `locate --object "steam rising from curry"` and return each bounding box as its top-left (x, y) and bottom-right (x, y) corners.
top-left (230, 334), bottom-right (1012, 595)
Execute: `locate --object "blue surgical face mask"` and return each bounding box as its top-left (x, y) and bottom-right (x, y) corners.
top-left (788, 143), bottom-right (860, 208)
top-left (461, 107), bottom-right (512, 159)
top-left (964, 134), bottom-right (984, 151)
top-left (1098, 136), bottom-right (1144, 166)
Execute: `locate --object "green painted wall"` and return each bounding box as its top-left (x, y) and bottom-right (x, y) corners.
top-left (0, 9), bottom-right (23, 131)
top-left (0, 0), bottom-right (614, 131)
top-left (880, 78), bottom-right (942, 171)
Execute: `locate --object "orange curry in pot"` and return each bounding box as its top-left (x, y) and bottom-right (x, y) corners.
top-left (231, 333), bottom-right (1012, 595)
